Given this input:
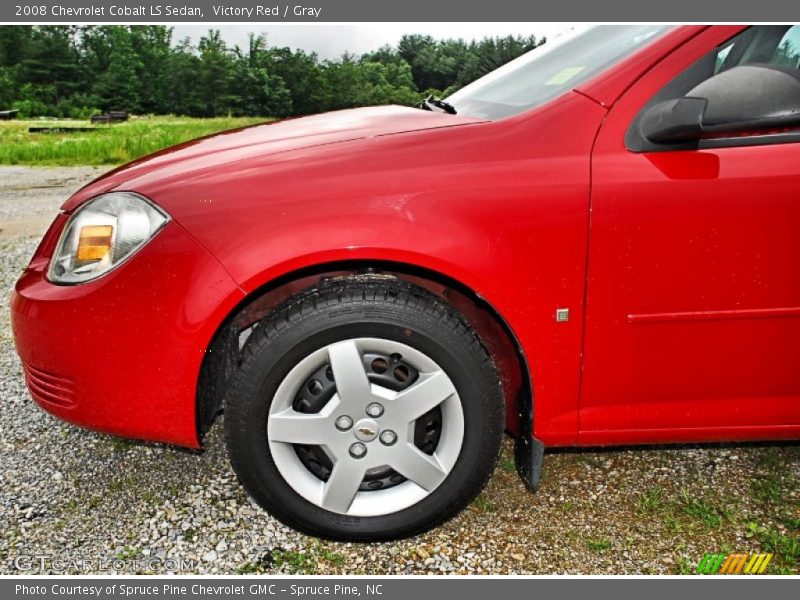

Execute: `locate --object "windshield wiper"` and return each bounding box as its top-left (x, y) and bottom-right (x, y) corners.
top-left (418, 95), bottom-right (457, 115)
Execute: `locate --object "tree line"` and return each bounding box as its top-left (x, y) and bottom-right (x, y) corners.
top-left (0, 26), bottom-right (544, 118)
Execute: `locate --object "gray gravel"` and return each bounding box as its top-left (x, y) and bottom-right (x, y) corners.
top-left (1, 166), bottom-right (798, 575)
top-left (0, 166), bottom-right (105, 242)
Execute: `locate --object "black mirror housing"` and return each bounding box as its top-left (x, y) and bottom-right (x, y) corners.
top-left (639, 97), bottom-right (706, 144)
top-left (640, 64), bottom-right (800, 145)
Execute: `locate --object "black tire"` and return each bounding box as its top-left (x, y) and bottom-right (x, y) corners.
top-left (224, 276), bottom-right (504, 541)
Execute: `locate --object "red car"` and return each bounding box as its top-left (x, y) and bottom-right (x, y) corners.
top-left (11, 25), bottom-right (800, 540)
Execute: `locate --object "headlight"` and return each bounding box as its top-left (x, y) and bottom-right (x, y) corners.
top-left (47, 192), bottom-right (169, 284)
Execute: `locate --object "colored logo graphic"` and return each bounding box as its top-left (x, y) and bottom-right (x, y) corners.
top-left (696, 553), bottom-right (773, 574)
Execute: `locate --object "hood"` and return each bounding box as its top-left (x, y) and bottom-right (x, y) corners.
top-left (62, 105), bottom-right (483, 211)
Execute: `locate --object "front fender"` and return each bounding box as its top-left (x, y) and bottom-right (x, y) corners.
top-left (137, 93), bottom-right (606, 446)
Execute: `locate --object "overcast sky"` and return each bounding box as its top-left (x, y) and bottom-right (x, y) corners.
top-left (171, 23), bottom-right (574, 59)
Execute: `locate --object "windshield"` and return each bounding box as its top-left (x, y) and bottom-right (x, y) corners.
top-left (445, 25), bottom-right (672, 120)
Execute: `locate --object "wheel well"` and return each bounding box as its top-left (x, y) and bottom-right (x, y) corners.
top-left (197, 261), bottom-right (532, 444)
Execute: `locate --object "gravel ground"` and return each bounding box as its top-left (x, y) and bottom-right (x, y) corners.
top-left (1, 166), bottom-right (798, 575)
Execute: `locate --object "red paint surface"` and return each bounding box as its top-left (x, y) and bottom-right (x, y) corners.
top-left (580, 26), bottom-right (800, 440)
top-left (11, 26), bottom-right (800, 448)
top-left (11, 222), bottom-right (244, 447)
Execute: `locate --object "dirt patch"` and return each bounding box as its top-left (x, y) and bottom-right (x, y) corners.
top-left (0, 166), bottom-right (106, 240)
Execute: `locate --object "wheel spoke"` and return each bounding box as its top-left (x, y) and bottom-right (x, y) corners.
top-left (393, 370), bottom-right (456, 422)
top-left (327, 340), bottom-right (372, 404)
top-left (268, 410), bottom-right (332, 445)
top-left (321, 459), bottom-right (365, 513)
top-left (391, 444), bottom-right (449, 491)
top-left (268, 336), bottom-right (466, 517)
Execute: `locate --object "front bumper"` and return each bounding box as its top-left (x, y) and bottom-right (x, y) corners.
top-left (10, 219), bottom-right (244, 448)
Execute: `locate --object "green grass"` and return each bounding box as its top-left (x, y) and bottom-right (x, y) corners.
top-left (499, 455), bottom-right (516, 473)
top-left (0, 116), bottom-right (269, 166)
top-left (633, 483), bottom-right (742, 536)
top-left (752, 476), bottom-right (784, 505)
top-left (318, 545), bottom-right (346, 567)
top-left (109, 437), bottom-right (135, 453)
top-left (747, 521), bottom-right (800, 574)
top-left (273, 543), bottom-right (346, 574)
top-left (236, 542), bottom-right (347, 575)
top-left (472, 493), bottom-right (497, 512)
top-left (586, 538), bottom-right (612, 553)
top-left (113, 546), bottom-right (139, 561)
top-left (675, 555), bottom-right (696, 575)
top-left (678, 489), bottom-right (730, 528)
top-left (235, 562), bottom-right (263, 575)
top-left (636, 486), bottom-right (665, 514)
top-left (269, 549), bottom-right (317, 574)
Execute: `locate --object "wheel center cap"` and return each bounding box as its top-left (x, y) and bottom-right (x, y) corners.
top-left (353, 418), bottom-right (379, 442)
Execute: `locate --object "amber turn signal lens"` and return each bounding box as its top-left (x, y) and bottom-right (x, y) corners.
top-left (76, 225), bottom-right (113, 261)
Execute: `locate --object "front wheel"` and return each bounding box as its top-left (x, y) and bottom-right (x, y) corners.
top-left (224, 277), bottom-right (504, 541)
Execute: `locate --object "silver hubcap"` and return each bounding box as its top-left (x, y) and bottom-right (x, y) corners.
top-left (267, 338), bottom-right (464, 516)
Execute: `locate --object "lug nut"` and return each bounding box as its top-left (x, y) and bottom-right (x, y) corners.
top-left (379, 430), bottom-right (397, 446)
top-left (349, 442), bottom-right (367, 458)
top-left (366, 402), bottom-right (384, 418)
top-left (335, 415), bottom-right (353, 431)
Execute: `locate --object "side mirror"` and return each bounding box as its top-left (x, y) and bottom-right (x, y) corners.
top-left (640, 64), bottom-right (800, 144)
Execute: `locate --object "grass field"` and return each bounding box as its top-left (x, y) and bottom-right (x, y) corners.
top-left (0, 116), bottom-right (269, 166)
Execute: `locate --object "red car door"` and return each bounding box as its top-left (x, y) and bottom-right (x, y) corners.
top-left (580, 25), bottom-right (800, 444)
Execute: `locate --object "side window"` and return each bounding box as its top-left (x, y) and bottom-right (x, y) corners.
top-left (716, 26), bottom-right (800, 74)
top-left (626, 25), bottom-right (800, 152)
top-left (771, 27), bottom-right (800, 70)
top-left (714, 43), bottom-right (735, 74)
